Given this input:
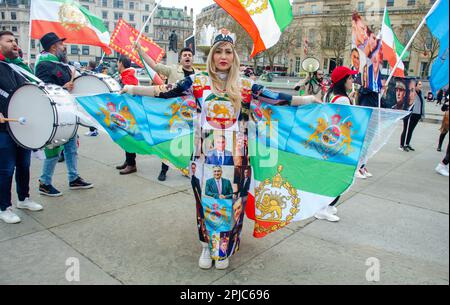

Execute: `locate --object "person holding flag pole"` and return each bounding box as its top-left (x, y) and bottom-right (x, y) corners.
top-left (132, 0), bottom-right (199, 182)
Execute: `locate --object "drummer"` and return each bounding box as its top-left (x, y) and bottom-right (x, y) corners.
top-left (0, 31), bottom-right (43, 224)
top-left (35, 32), bottom-right (93, 197)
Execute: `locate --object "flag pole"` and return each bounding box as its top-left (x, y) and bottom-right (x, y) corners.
top-left (136, 0), bottom-right (163, 45)
top-left (384, 0), bottom-right (441, 89)
top-left (27, 2), bottom-right (33, 65)
top-left (379, 5), bottom-right (387, 108)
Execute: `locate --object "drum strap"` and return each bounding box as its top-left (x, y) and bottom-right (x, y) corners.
top-left (8, 63), bottom-right (43, 84)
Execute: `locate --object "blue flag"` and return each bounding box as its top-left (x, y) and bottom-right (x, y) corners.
top-left (427, 0), bottom-right (449, 93)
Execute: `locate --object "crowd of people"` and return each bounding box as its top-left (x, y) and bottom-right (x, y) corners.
top-left (0, 28), bottom-right (448, 270)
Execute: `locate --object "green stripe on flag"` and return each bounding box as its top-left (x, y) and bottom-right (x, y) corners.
top-left (250, 140), bottom-right (356, 197)
top-left (79, 6), bottom-right (109, 33)
top-left (269, 0), bottom-right (293, 32)
top-left (116, 133), bottom-right (193, 170)
top-left (384, 9), bottom-right (409, 60)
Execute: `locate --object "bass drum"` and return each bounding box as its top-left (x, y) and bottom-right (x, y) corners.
top-left (7, 84), bottom-right (78, 150)
top-left (72, 73), bottom-right (122, 96)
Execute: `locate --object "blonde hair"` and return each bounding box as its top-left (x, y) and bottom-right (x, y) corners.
top-left (207, 42), bottom-right (242, 112)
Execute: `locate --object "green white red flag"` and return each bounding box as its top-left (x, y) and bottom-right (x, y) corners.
top-left (30, 0), bottom-right (111, 54)
top-left (214, 0), bottom-right (293, 57)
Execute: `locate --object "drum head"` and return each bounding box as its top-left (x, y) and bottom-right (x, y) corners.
top-left (72, 74), bottom-right (121, 95)
top-left (7, 84), bottom-right (55, 150)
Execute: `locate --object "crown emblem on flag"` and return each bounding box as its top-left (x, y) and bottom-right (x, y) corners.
top-left (239, 0), bottom-right (269, 15)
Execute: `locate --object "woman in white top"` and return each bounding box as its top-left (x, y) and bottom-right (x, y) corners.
top-left (316, 66), bottom-right (358, 222)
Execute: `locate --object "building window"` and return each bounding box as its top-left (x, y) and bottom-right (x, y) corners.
top-left (82, 46), bottom-right (89, 55)
top-left (295, 57), bottom-right (301, 73)
top-left (145, 4), bottom-right (150, 11)
top-left (31, 40), bottom-right (35, 49)
top-left (11, 26), bottom-right (17, 32)
top-left (113, 0), bottom-right (123, 9)
top-left (407, 0), bottom-right (416, 5)
top-left (104, 21), bottom-right (109, 30)
top-left (102, 11), bottom-right (108, 19)
top-left (311, 5), bottom-right (317, 14)
top-left (129, 2), bottom-right (134, 10)
top-left (114, 12), bottom-right (123, 20)
top-left (1, 12), bottom-right (5, 20)
top-left (358, 2), bottom-right (365, 12)
top-left (142, 15), bottom-right (149, 22)
top-left (71, 45), bottom-right (78, 55)
top-left (145, 26), bottom-right (149, 33)
top-left (102, 0), bottom-right (108, 7)
top-left (387, 0), bottom-right (394, 6)
top-left (129, 14), bottom-right (134, 22)
top-left (11, 12), bottom-right (17, 20)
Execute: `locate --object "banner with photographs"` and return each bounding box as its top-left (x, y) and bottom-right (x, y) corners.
top-left (351, 12), bottom-right (383, 94)
top-left (383, 77), bottom-right (418, 111)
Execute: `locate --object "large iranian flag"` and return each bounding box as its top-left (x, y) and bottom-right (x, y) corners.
top-left (246, 102), bottom-right (374, 238)
top-left (214, 0), bottom-right (293, 57)
top-left (381, 7), bottom-right (409, 77)
top-left (30, 0), bottom-right (111, 54)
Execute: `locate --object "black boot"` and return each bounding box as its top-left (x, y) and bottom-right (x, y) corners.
top-left (116, 162), bottom-right (127, 170)
top-left (158, 170), bottom-right (167, 181)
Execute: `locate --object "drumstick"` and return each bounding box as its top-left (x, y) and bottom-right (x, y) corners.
top-left (3, 117), bottom-right (27, 125)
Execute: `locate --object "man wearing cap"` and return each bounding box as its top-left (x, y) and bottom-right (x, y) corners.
top-left (394, 79), bottom-right (407, 110)
top-left (0, 31), bottom-right (43, 224)
top-left (135, 44), bottom-right (198, 181)
top-left (35, 32), bottom-right (93, 197)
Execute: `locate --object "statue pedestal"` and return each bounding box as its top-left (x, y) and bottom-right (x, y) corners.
top-left (166, 51), bottom-right (178, 66)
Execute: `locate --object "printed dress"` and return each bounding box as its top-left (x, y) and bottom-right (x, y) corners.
top-left (152, 72), bottom-right (294, 261)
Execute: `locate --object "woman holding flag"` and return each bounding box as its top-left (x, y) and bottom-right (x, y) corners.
top-left (121, 30), bottom-right (320, 270)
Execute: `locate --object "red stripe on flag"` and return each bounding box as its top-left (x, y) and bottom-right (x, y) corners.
top-left (214, 0), bottom-right (266, 57)
top-left (382, 41), bottom-right (405, 78)
top-left (31, 20), bottom-right (111, 54)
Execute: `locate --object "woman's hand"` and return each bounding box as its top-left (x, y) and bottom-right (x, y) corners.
top-left (313, 96), bottom-right (323, 104)
top-left (0, 113), bottom-right (5, 124)
top-left (120, 85), bottom-right (132, 95)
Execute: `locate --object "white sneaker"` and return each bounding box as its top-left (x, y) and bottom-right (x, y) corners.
top-left (355, 169), bottom-right (367, 179)
top-left (363, 168), bottom-right (373, 178)
top-left (327, 206), bottom-right (338, 215)
top-left (215, 258), bottom-right (230, 270)
top-left (0, 208), bottom-right (21, 224)
top-left (436, 163), bottom-right (449, 177)
top-left (17, 198), bottom-right (43, 212)
top-left (199, 242), bottom-right (213, 269)
top-left (315, 207), bottom-right (340, 222)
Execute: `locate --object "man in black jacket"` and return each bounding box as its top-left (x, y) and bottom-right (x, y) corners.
top-left (0, 31), bottom-right (43, 224)
top-left (238, 168), bottom-right (251, 198)
top-left (35, 32), bottom-right (93, 197)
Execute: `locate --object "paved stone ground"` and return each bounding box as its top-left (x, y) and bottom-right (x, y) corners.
top-left (0, 118), bottom-right (448, 285)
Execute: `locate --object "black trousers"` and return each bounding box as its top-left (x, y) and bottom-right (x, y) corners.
top-left (401, 114), bottom-right (421, 147)
top-left (125, 152), bottom-right (136, 167)
top-left (330, 196), bottom-right (340, 207)
top-left (443, 143), bottom-right (450, 166)
top-left (439, 132), bottom-right (448, 150)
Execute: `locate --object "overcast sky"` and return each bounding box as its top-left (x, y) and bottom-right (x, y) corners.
top-left (161, 0), bottom-right (215, 16)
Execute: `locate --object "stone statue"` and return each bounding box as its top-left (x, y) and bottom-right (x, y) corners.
top-left (168, 30), bottom-right (178, 53)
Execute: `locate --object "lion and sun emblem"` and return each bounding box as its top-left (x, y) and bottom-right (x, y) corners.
top-left (59, 3), bottom-right (88, 31)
